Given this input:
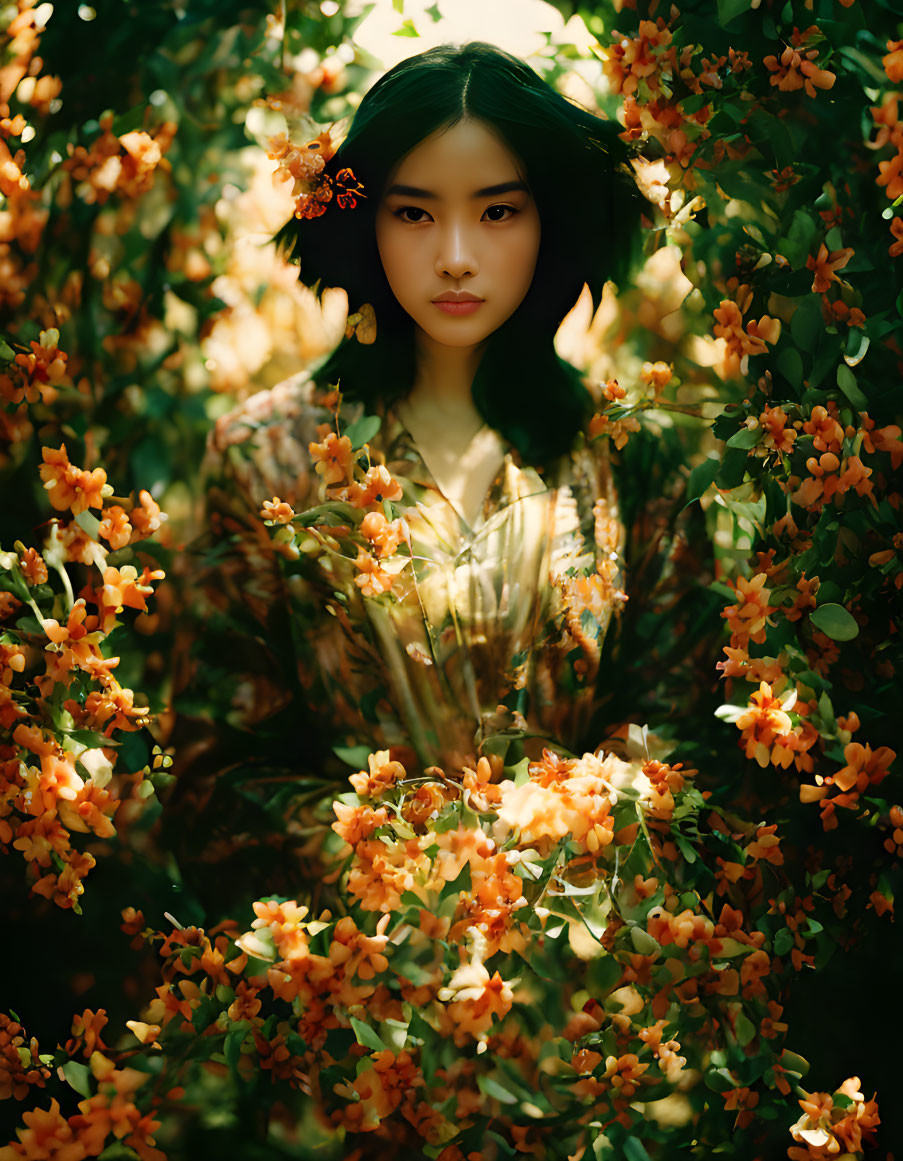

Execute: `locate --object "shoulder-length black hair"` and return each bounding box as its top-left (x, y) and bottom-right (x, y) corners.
top-left (276, 40), bottom-right (647, 464)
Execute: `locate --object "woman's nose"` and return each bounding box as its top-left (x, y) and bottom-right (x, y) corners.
top-left (435, 221), bottom-right (478, 279)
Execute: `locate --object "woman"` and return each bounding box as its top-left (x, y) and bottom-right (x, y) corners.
top-left (159, 45), bottom-right (825, 1159)
top-left (194, 41), bottom-right (647, 799)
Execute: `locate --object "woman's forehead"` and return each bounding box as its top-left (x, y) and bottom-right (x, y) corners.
top-left (383, 119), bottom-right (528, 195)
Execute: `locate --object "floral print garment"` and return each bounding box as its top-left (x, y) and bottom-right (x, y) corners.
top-left (201, 373), bottom-right (625, 775)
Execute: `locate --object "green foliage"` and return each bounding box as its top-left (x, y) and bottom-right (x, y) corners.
top-left (3, 0), bottom-right (902, 1158)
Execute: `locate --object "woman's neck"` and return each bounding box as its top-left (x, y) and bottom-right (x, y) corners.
top-left (406, 328), bottom-right (486, 421)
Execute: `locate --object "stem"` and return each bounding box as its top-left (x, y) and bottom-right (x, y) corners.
top-left (53, 560), bottom-right (75, 609)
top-left (638, 399), bottom-right (715, 419)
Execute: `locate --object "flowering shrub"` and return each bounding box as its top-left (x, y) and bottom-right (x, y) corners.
top-left (0, 446), bottom-right (166, 910)
top-left (2, 0), bottom-right (901, 1159)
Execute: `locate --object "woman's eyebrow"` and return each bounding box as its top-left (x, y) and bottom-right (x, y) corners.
top-left (383, 180), bottom-right (529, 199)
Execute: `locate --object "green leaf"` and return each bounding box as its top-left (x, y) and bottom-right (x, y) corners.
top-left (344, 414), bottom-right (381, 450)
top-left (705, 1065), bottom-right (741, 1093)
top-left (350, 1016), bottom-right (388, 1052)
top-left (62, 1060), bottom-right (92, 1098)
top-left (775, 347), bottom-right (803, 388)
top-left (476, 1073), bottom-right (518, 1104)
top-left (810, 602), bottom-right (859, 642)
top-left (623, 1139), bottom-right (654, 1161)
top-left (333, 744), bottom-right (373, 769)
top-left (778, 209), bottom-right (818, 268)
top-left (836, 364), bottom-right (868, 411)
top-left (630, 926), bottom-right (661, 956)
top-left (844, 330), bottom-right (869, 368)
top-left (825, 226), bottom-right (843, 251)
top-left (790, 296), bottom-right (824, 353)
top-left (225, 1028), bottom-right (245, 1071)
top-left (69, 728), bottom-right (120, 748)
top-left (393, 17), bottom-right (419, 36)
top-left (817, 691), bottom-right (835, 731)
top-left (725, 426), bottom-right (761, 449)
top-left (779, 1049), bottom-right (810, 1077)
top-left (0, 338), bottom-right (13, 361)
top-left (684, 457), bottom-right (719, 508)
top-left (98, 1146), bottom-right (140, 1161)
top-left (715, 447), bottom-right (749, 490)
top-left (439, 860), bottom-right (471, 901)
top-left (735, 1011), bottom-right (757, 1047)
top-left (773, 927), bottom-right (793, 956)
top-left (717, 0), bottom-right (753, 23)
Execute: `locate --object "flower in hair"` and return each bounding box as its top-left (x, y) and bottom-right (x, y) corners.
top-left (267, 129), bottom-right (365, 220)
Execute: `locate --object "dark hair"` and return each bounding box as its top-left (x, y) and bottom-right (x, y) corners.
top-left (276, 41), bottom-right (647, 464)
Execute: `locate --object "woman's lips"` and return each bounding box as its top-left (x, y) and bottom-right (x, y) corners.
top-left (433, 300), bottom-right (484, 315)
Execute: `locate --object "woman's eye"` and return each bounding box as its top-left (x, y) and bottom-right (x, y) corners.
top-left (483, 204), bottom-right (516, 222)
top-left (395, 206), bottom-right (431, 223)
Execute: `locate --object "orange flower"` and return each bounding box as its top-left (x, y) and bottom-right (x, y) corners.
top-left (2, 1098), bottom-right (84, 1161)
top-left (588, 412), bottom-right (642, 450)
top-left (308, 431), bottom-right (352, 486)
top-left (803, 405), bottom-right (843, 453)
top-left (603, 1053), bottom-right (650, 1099)
top-left (242, 899), bottom-right (312, 963)
top-left (65, 1009), bottom-right (108, 1059)
top-left (350, 750), bottom-right (406, 798)
top-left (0, 640), bottom-right (26, 687)
top-left (602, 17), bottom-right (675, 98)
top-left (128, 490), bottom-right (164, 540)
top-left (883, 38), bottom-right (903, 83)
top-left (18, 548), bottom-right (47, 585)
top-left (759, 405), bottom-right (796, 455)
top-left (462, 756), bottom-right (503, 813)
top-left (13, 813), bottom-right (69, 866)
top-left (438, 958), bottom-right (515, 1046)
top-left (39, 444), bottom-right (108, 515)
top-left (401, 781), bottom-right (449, 827)
top-left (0, 1013), bottom-right (51, 1102)
top-left (721, 573), bottom-right (775, 647)
top-left (97, 565), bottom-right (164, 633)
top-left (260, 496), bottom-right (295, 524)
top-left (353, 548), bottom-right (394, 598)
top-left (788, 1077), bottom-right (880, 1160)
top-left (713, 290), bottom-right (781, 378)
top-left (806, 242), bottom-right (854, 294)
top-left (640, 360), bottom-right (672, 395)
top-left (832, 741), bottom-right (894, 793)
top-left (496, 780), bottom-right (572, 849)
top-left (785, 574), bottom-right (819, 622)
top-left (734, 682), bottom-right (794, 767)
top-left (822, 298), bottom-right (867, 328)
top-left (332, 801), bottom-right (389, 846)
top-left (861, 416), bottom-right (903, 469)
top-left (346, 464), bottom-right (404, 508)
top-left (97, 505), bottom-right (132, 551)
top-left (359, 510), bottom-right (405, 558)
top-left (884, 804), bottom-right (903, 856)
top-left (763, 43), bottom-right (835, 98)
top-left (745, 824), bottom-right (783, 867)
top-left (346, 836), bottom-right (429, 912)
top-left (723, 1086), bottom-right (760, 1130)
top-left (328, 914), bottom-right (390, 982)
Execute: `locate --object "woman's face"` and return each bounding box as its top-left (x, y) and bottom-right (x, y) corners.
top-left (375, 118), bottom-right (541, 351)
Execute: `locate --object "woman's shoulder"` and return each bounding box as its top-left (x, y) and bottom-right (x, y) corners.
top-left (204, 370), bottom-right (334, 508)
